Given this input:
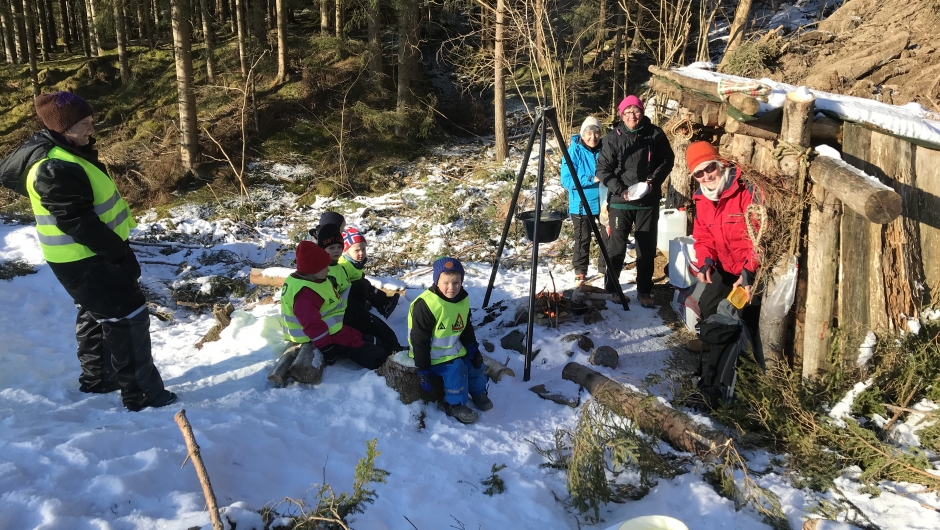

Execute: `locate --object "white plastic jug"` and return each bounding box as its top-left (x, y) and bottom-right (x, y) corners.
top-left (657, 208), bottom-right (687, 254)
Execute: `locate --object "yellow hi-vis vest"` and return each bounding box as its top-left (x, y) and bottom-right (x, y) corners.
top-left (328, 262), bottom-right (352, 313)
top-left (26, 147), bottom-right (136, 263)
top-left (280, 275), bottom-right (344, 343)
top-left (338, 255), bottom-right (364, 281)
top-left (408, 290), bottom-right (469, 365)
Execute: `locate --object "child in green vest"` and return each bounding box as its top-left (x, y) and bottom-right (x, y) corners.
top-left (280, 241), bottom-right (390, 369)
top-left (339, 226), bottom-right (400, 318)
top-left (317, 224), bottom-right (403, 352)
top-left (408, 257), bottom-right (493, 424)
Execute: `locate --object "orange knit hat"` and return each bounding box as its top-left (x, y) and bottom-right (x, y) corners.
top-left (685, 141), bottom-right (721, 174)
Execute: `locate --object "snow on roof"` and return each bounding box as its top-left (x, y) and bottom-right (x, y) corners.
top-left (674, 65), bottom-right (940, 149)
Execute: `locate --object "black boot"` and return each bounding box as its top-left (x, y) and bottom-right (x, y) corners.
top-left (102, 309), bottom-right (173, 411)
top-left (443, 402), bottom-right (479, 424)
top-left (76, 308), bottom-right (120, 393)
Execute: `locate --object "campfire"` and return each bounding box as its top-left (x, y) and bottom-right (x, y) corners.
top-left (534, 289), bottom-right (572, 327)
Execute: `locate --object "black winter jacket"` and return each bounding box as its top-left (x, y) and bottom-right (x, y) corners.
top-left (409, 286), bottom-right (478, 371)
top-left (595, 117), bottom-right (675, 208)
top-left (0, 130), bottom-right (130, 265)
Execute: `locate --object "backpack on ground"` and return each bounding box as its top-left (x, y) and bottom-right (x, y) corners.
top-left (694, 303), bottom-right (756, 409)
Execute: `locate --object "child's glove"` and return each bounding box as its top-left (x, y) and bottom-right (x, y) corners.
top-left (319, 344), bottom-right (337, 365)
top-left (416, 369), bottom-right (433, 392)
top-left (465, 342), bottom-right (483, 369)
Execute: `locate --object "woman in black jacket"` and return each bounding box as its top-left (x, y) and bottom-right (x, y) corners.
top-left (595, 95), bottom-right (675, 308)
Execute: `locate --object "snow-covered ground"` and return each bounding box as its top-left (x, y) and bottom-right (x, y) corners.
top-left (2, 136), bottom-right (940, 530)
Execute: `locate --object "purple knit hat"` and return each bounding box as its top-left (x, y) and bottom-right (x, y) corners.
top-left (617, 95), bottom-right (644, 115)
top-left (34, 91), bottom-right (94, 133)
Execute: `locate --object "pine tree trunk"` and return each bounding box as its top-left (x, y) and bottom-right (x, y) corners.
top-left (493, 0), bottom-right (507, 162)
top-left (226, 0), bottom-right (234, 33)
top-left (333, 0), bottom-right (341, 39)
top-left (0, 0), bottom-right (16, 63)
top-left (249, 0), bottom-right (262, 41)
top-left (394, 0), bottom-right (418, 138)
top-left (273, 0), bottom-right (287, 83)
top-left (10, 0), bottom-right (26, 62)
top-left (22, 0), bottom-right (39, 95)
top-left (611, 2), bottom-right (623, 115)
top-left (318, 0), bottom-right (327, 35)
top-left (133, 0), bottom-right (144, 40)
top-left (151, 0), bottom-right (159, 39)
top-left (171, 0), bottom-right (198, 172)
top-left (74, 0), bottom-right (91, 56)
top-left (35, 0), bottom-right (51, 57)
top-left (366, 0), bottom-right (381, 79)
top-left (234, 0), bottom-right (247, 75)
top-left (114, 0), bottom-right (131, 80)
top-left (629, 2), bottom-right (643, 50)
top-left (594, 0), bottom-right (606, 54)
top-left (199, 0), bottom-right (215, 83)
top-left (57, 0), bottom-right (70, 51)
top-left (83, 0), bottom-right (100, 56)
top-left (719, 0), bottom-right (752, 68)
top-left (142, 0), bottom-right (153, 47)
top-left (214, 0), bottom-right (226, 31)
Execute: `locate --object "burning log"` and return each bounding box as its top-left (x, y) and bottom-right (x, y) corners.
top-left (534, 289), bottom-right (572, 327)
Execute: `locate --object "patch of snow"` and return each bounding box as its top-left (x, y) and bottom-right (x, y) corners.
top-left (829, 380), bottom-right (872, 428)
top-left (857, 331), bottom-right (877, 368)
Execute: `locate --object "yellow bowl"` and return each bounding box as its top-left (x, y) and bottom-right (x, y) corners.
top-left (727, 285), bottom-right (748, 309)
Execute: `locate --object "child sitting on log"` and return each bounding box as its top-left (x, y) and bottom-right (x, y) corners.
top-left (280, 241), bottom-right (390, 369)
top-left (408, 257), bottom-right (493, 424)
top-left (339, 227), bottom-right (400, 319)
top-left (317, 223), bottom-right (404, 353)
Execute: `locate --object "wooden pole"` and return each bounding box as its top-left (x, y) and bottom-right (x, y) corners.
top-left (802, 185), bottom-right (842, 378)
top-left (913, 146), bottom-right (940, 306)
top-left (778, 90), bottom-right (816, 176)
top-left (648, 66), bottom-right (761, 115)
top-left (664, 109), bottom-right (693, 209)
top-left (807, 156), bottom-right (902, 224)
top-left (561, 362), bottom-right (730, 456)
top-left (173, 410), bottom-right (224, 530)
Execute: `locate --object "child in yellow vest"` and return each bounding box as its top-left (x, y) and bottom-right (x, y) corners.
top-left (339, 226), bottom-right (400, 318)
top-left (317, 224), bottom-right (403, 352)
top-left (408, 257), bottom-right (493, 424)
top-left (280, 241), bottom-right (390, 369)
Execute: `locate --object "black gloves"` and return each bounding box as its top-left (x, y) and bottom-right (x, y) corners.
top-left (319, 343), bottom-right (337, 365)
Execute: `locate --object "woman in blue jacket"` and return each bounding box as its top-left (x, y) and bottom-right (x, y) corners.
top-left (561, 116), bottom-right (607, 285)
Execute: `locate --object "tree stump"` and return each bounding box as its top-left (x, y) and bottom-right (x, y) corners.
top-left (289, 343), bottom-right (325, 384)
top-left (268, 345), bottom-right (300, 386)
top-left (376, 351), bottom-right (444, 405)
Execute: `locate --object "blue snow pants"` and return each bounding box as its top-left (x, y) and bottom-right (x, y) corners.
top-left (430, 355), bottom-right (488, 405)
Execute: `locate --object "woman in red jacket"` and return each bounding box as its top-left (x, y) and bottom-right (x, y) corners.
top-left (687, 141), bottom-right (760, 320)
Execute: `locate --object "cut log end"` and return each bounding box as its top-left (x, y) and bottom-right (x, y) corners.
top-left (865, 191), bottom-right (904, 224)
top-left (786, 90), bottom-right (817, 104)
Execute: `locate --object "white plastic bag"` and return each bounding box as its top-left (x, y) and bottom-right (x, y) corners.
top-left (599, 181), bottom-right (609, 226)
top-left (763, 256), bottom-right (798, 319)
top-left (668, 236), bottom-right (696, 288)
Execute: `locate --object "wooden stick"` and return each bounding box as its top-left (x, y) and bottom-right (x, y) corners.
top-left (173, 410), bottom-right (223, 530)
top-left (802, 186), bottom-right (842, 379)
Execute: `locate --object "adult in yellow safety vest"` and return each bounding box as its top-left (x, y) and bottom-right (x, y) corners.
top-left (0, 92), bottom-right (176, 411)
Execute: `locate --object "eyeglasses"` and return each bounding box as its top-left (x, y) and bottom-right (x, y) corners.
top-left (622, 109), bottom-right (643, 116)
top-left (692, 161), bottom-right (719, 179)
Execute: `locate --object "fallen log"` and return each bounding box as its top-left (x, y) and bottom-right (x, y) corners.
top-left (268, 344), bottom-right (300, 386)
top-left (482, 354), bottom-right (515, 382)
top-left (249, 267), bottom-right (405, 297)
top-left (808, 155), bottom-right (902, 224)
top-left (378, 351), bottom-right (515, 404)
top-left (289, 343), bottom-right (326, 384)
top-left (561, 362), bottom-right (730, 456)
top-left (725, 115), bottom-right (843, 145)
top-left (649, 65), bottom-right (761, 116)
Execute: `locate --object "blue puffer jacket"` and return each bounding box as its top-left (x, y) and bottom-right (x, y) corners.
top-left (560, 135), bottom-right (601, 215)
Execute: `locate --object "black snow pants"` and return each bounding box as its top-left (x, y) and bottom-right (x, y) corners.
top-left (50, 252), bottom-right (172, 411)
top-left (604, 207), bottom-right (657, 296)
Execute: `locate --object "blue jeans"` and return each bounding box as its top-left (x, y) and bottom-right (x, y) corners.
top-left (430, 355), bottom-right (488, 405)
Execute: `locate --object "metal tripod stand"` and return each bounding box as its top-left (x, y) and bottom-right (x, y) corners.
top-left (482, 106), bottom-right (630, 382)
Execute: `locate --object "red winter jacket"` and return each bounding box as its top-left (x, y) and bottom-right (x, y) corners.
top-left (691, 167), bottom-right (761, 279)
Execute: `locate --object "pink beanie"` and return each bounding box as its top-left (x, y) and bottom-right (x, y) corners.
top-left (618, 95), bottom-right (644, 115)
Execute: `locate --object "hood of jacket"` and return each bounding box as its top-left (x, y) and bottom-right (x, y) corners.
top-left (0, 130), bottom-right (98, 196)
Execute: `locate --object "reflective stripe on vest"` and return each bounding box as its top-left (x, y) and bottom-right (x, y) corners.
top-left (26, 147), bottom-right (136, 263)
top-left (407, 289), bottom-right (469, 365)
top-left (280, 275), bottom-right (344, 343)
top-left (328, 263), bottom-right (352, 319)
